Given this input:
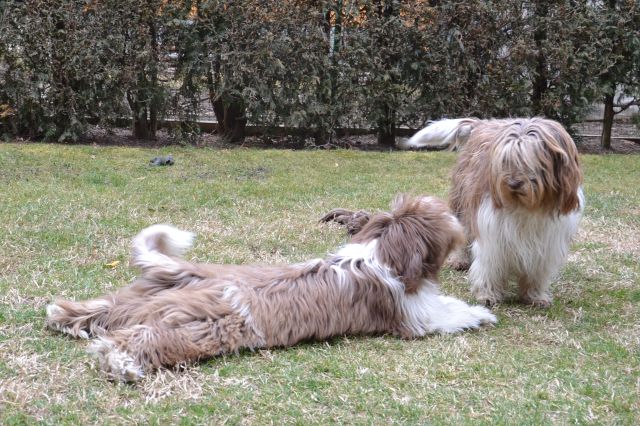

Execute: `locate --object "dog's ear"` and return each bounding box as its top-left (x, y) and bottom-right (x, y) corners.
top-left (553, 155), bottom-right (582, 214)
top-left (376, 196), bottom-right (464, 293)
top-left (389, 193), bottom-right (410, 211)
top-left (546, 126), bottom-right (583, 214)
top-left (554, 148), bottom-right (582, 214)
top-left (352, 195), bottom-right (464, 293)
top-left (375, 225), bottom-right (428, 293)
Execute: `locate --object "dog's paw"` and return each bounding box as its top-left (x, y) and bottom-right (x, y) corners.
top-left (319, 209), bottom-right (370, 235)
top-left (447, 258), bottom-right (471, 271)
top-left (468, 305), bottom-right (497, 326)
top-left (446, 249), bottom-right (471, 271)
top-left (46, 304), bottom-right (90, 339)
top-left (46, 303), bottom-right (64, 325)
top-left (319, 208), bottom-right (355, 224)
top-left (520, 296), bottom-right (552, 308)
top-left (472, 295), bottom-right (501, 308)
top-left (471, 288), bottom-right (504, 308)
top-left (519, 288), bottom-right (552, 308)
top-left (88, 338), bottom-right (144, 383)
top-left (427, 295), bottom-right (498, 334)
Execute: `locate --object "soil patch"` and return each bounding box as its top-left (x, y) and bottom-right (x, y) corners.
top-left (572, 121), bottom-right (639, 154)
top-left (9, 121), bottom-right (640, 154)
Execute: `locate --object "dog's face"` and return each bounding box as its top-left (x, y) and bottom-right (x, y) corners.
top-left (351, 195), bottom-right (465, 292)
top-left (491, 140), bottom-right (549, 210)
top-left (488, 119), bottom-right (583, 214)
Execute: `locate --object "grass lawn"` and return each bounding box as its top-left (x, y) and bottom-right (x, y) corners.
top-left (0, 143), bottom-right (638, 424)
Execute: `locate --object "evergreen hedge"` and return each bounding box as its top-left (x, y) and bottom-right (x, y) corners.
top-left (0, 0), bottom-right (638, 145)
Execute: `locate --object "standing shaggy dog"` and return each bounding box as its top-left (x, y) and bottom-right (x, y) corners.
top-left (47, 195), bottom-right (495, 382)
top-left (327, 118), bottom-right (584, 307)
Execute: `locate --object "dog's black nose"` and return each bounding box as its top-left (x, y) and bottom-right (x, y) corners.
top-left (507, 179), bottom-right (524, 190)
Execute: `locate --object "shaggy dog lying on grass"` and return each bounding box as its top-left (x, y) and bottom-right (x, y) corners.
top-left (46, 195), bottom-right (495, 382)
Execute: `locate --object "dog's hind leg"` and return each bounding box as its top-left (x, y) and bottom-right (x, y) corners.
top-left (88, 315), bottom-right (262, 382)
top-left (319, 208), bottom-right (371, 236)
top-left (46, 296), bottom-right (115, 339)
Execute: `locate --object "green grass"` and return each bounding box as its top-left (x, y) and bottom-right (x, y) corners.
top-left (0, 143), bottom-right (638, 424)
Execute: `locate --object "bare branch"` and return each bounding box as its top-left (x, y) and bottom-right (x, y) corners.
top-left (613, 97), bottom-right (639, 114)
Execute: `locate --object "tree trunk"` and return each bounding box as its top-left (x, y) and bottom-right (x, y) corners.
top-left (377, 127), bottom-right (396, 147)
top-left (377, 105), bottom-right (396, 147)
top-left (132, 116), bottom-right (151, 140)
top-left (375, 1), bottom-right (398, 147)
top-left (211, 95), bottom-right (246, 143)
top-left (147, 16), bottom-right (160, 139)
top-left (206, 52), bottom-right (246, 144)
top-left (127, 13), bottom-right (160, 141)
top-left (601, 91), bottom-right (615, 150)
top-left (316, 2), bottom-right (343, 145)
top-left (531, 2), bottom-right (549, 115)
top-left (128, 88), bottom-right (157, 140)
top-left (599, 0), bottom-right (619, 150)
top-left (222, 99), bottom-right (247, 143)
top-left (131, 106), bottom-right (154, 140)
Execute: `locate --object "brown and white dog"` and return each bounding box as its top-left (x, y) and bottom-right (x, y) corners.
top-left (46, 195), bottom-right (496, 382)
top-left (401, 118), bottom-right (584, 306)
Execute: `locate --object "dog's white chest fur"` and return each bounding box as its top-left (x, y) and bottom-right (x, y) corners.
top-left (469, 189), bottom-right (584, 304)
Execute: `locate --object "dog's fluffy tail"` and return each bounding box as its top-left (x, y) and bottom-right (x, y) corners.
top-left (130, 224), bottom-right (195, 273)
top-left (398, 118), bottom-right (478, 151)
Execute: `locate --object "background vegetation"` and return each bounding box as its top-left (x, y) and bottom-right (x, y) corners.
top-left (0, 1), bottom-right (638, 147)
top-left (0, 143), bottom-right (638, 424)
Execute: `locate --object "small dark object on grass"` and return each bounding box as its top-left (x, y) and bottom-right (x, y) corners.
top-left (149, 155), bottom-right (174, 166)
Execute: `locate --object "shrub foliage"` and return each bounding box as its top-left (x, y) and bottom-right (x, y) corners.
top-left (0, 0), bottom-right (638, 144)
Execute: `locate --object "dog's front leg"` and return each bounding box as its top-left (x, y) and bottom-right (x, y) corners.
top-left (518, 275), bottom-right (553, 307)
top-left (426, 295), bottom-right (497, 334)
top-left (446, 244), bottom-right (472, 271)
top-left (399, 284), bottom-right (497, 337)
top-left (468, 239), bottom-right (511, 306)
